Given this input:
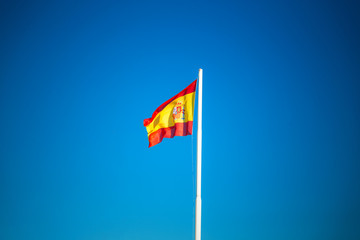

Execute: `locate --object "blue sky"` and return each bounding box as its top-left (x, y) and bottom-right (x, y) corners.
top-left (1, 0), bottom-right (360, 239)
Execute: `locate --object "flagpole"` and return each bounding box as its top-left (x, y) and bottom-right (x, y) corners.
top-left (195, 68), bottom-right (203, 240)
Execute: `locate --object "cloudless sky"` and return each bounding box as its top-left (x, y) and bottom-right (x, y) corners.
top-left (1, 0), bottom-right (360, 239)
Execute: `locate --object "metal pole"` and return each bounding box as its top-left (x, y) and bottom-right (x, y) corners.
top-left (195, 68), bottom-right (203, 240)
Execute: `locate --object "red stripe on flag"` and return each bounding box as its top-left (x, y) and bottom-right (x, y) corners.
top-left (148, 121), bottom-right (193, 147)
top-left (143, 80), bottom-right (197, 127)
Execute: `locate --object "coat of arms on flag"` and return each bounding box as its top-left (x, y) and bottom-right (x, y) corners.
top-left (173, 101), bottom-right (185, 121)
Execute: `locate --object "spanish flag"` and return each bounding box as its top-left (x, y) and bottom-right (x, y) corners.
top-left (144, 80), bottom-right (197, 147)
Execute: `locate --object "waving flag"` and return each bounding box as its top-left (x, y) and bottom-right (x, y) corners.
top-left (143, 80), bottom-right (197, 147)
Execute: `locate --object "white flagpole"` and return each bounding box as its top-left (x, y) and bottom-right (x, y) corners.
top-left (195, 68), bottom-right (203, 240)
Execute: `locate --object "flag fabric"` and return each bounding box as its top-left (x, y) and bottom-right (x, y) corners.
top-left (144, 80), bottom-right (197, 147)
